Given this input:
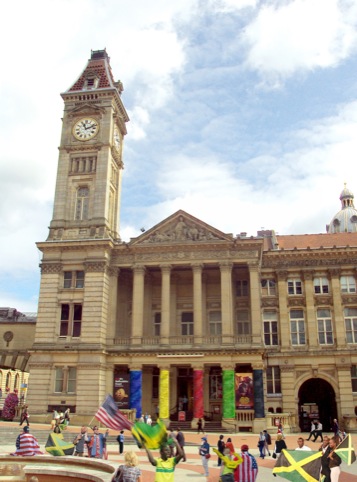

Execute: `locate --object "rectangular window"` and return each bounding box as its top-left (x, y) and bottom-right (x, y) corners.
top-left (317, 309), bottom-right (333, 344)
top-left (345, 307), bottom-right (357, 343)
top-left (351, 366), bottom-right (357, 392)
top-left (209, 311), bottom-right (222, 335)
top-left (236, 280), bottom-right (249, 297)
top-left (209, 370), bottom-right (222, 399)
top-left (181, 312), bottom-right (194, 336)
top-left (266, 366), bottom-right (281, 394)
top-left (288, 279), bottom-right (302, 295)
top-left (152, 367), bottom-right (159, 399)
top-left (261, 279), bottom-right (276, 296)
top-left (55, 367), bottom-right (77, 393)
top-left (314, 277), bottom-right (329, 294)
top-left (290, 309), bottom-right (306, 345)
top-left (153, 312), bottom-right (161, 336)
top-left (341, 276), bottom-right (356, 293)
top-left (60, 304), bottom-right (82, 337)
top-left (63, 271), bottom-right (84, 289)
top-left (236, 310), bottom-right (250, 335)
top-left (75, 187), bottom-right (89, 220)
top-left (263, 311), bottom-right (278, 346)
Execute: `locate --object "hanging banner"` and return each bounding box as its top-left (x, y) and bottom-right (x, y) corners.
top-left (223, 370), bottom-right (235, 418)
top-left (235, 373), bottom-right (254, 409)
top-left (159, 369), bottom-right (169, 419)
top-left (114, 371), bottom-right (130, 409)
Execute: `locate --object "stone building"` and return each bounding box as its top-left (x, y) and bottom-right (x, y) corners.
top-left (26, 49), bottom-right (357, 433)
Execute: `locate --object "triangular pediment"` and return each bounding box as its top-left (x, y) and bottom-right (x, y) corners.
top-left (130, 210), bottom-right (233, 246)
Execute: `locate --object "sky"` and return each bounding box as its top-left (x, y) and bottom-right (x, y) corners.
top-left (1, 0), bottom-right (357, 312)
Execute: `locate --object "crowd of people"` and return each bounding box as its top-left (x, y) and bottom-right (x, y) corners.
top-left (8, 415), bottom-right (350, 482)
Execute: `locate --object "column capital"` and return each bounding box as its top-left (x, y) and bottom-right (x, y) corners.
top-left (220, 261), bottom-right (233, 271)
top-left (192, 263), bottom-right (203, 272)
top-left (302, 270), bottom-right (315, 281)
top-left (108, 266), bottom-right (120, 277)
top-left (160, 264), bottom-right (172, 273)
top-left (328, 268), bottom-right (341, 278)
top-left (277, 270), bottom-right (289, 281)
top-left (132, 264), bottom-right (146, 274)
top-left (129, 365), bottom-right (142, 371)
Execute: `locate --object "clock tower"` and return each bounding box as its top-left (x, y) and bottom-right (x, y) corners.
top-left (49, 49), bottom-right (129, 241)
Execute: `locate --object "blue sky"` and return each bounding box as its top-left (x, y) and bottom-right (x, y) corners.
top-left (1, 0), bottom-right (357, 312)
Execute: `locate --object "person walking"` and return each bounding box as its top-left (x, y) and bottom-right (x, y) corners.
top-left (111, 450), bottom-right (142, 482)
top-left (234, 444), bottom-right (258, 482)
top-left (312, 420), bottom-right (323, 442)
top-left (257, 432), bottom-right (266, 458)
top-left (217, 435), bottom-right (225, 467)
top-left (144, 436), bottom-right (183, 482)
top-left (199, 436), bottom-right (210, 478)
top-left (306, 420), bottom-right (317, 441)
top-left (19, 405), bottom-right (30, 427)
top-left (117, 430), bottom-right (124, 454)
top-left (273, 433), bottom-right (287, 459)
top-left (176, 427), bottom-right (186, 462)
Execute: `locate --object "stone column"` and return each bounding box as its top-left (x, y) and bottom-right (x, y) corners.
top-left (252, 365), bottom-right (265, 419)
top-left (159, 367), bottom-right (170, 421)
top-left (249, 263), bottom-right (262, 346)
top-left (193, 368), bottom-right (204, 419)
top-left (280, 363), bottom-right (297, 430)
top-left (222, 365), bottom-right (236, 420)
top-left (336, 361), bottom-right (354, 418)
top-left (302, 270), bottom-right (318, 348)
top-left (130, 367), bottom-right (142, 419)
top-left (220, 262), bottom-right (233, 344)
top-left (277, 270), bottom-right (289, 349)
top-left (107, 267), bottom-right (120, 340)
top-left (329, 269), bottom-right (346, 347)
top-left (193, 264), bottom-right (203, 344)
top-left (160, 264), bottom-right (172, 344)
top-left (131, 264), bottom-right (145, 344)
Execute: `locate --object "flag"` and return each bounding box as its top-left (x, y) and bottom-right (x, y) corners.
top-left (11, 433), bottom-right (43, 456)
top-left (45, 433), bottom-right (75, 456)
top-left (131, 419), bottom-right (167, 449)
top-left (95, 394), bottom-right (133, 431)
top-left (272, 449), bottom-right (322, 482)
top-left (335, 434), bottom-right (356, 465)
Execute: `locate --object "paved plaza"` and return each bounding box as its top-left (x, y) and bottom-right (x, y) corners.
top-left (1, 422), bottom-right (357, 481)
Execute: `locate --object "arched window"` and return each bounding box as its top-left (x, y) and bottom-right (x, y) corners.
top-left (6, 372), bottom-right (11, 390)
top-left (74, 187), bottom-right (89, 220)
top-left (268, 407), bottom-right (274, 413)
top-left (14, 373), bottom-right (20, 390)
top-left (276, 407), bottom-right (282, 413)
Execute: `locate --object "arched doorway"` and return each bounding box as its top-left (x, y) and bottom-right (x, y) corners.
top-left (298, 378), bottom-right (337, 432)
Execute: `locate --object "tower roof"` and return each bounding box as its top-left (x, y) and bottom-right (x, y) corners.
top-left (66, 49), bottom-right (123, 93)
top-left (326, 184), bottom-right (357, 233)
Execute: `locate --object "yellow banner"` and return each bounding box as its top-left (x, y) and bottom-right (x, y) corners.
top-left (159, 369), bottom-right (169, 419)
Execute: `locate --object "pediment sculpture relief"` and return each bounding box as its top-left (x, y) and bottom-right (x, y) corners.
top-left (143, 216), bottom-right (221, 243)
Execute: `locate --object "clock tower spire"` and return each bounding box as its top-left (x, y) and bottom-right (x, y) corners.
top-left (49, 49), bottom-right (129, 241)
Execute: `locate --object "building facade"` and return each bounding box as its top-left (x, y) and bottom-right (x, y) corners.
top-left (26, 50), bottom-right (357, 433)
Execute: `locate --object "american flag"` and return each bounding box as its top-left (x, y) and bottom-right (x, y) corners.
top-left (235, 452), bottom-right (258, 482)
top-left (95, 395), bottom-right (133, 431)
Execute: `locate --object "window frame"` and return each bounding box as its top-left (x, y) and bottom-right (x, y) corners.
top-left (60, 303), bottom-right (82, 338)
top-left (153, 312), bottom-right (161, 336)
top-left (266, 366), bottom-right (281, 394)
top-left (54, 366), bottom-right (77, 394)
top-left (208, 310), bottom-right (222, 335)
top-left (314, 277), bottom-right (329, 294)
top-left (75, 186), bottom-right (89, 220)
top-left (261, 279), bottom-right (277, 296)
top-left (341, 276), bottom-right (356, 294)
top-left (263, 311), bottom-right (278, 346)
top-left (351, 366), bottom-right (357, 392)
top-left (345, 307), bottom-right (357, 344)
top-left (236, 280), bottom-right (249, 297)
top-left (63, 271), bottom-right (85, 289)
top-left (317, 308), bottom-right (333, 345)
top-left (287, 279), bottom-right (303, 295)
top-left (290, 309), bottom-right (306, 345)
top-left (236, 310), bottom-right (250, 335)
top-left (181, 312), bottom-right (194, 336)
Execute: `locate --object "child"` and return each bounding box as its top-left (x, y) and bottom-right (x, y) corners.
top-left (213, 446), bottom-right (242, 482)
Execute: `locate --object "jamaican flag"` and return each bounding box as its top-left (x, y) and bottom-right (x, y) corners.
top-left (131, 419), bottom-right (167, 449)
top-left (335, 434), bottom-right (356, 465)
top-left (45, 433), bottom-right (75, 456)
top-left (272, 449), bottom-right (322, 482)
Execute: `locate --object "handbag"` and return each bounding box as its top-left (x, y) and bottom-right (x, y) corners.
top-left (272, 452), bottom-right (277, 459)
top-left (112, 465), bottom-right (124, 482)
top-left (205, 453), bottom-right (211, 459)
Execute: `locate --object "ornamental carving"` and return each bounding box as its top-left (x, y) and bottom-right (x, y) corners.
top-left (41, 263), bottom-right (62, 274)
top-left (261, 298), bottom-right (279, 308)
top-left (143, 216), bottom-right (222, 243)
top-left (288, 298), bottom-right (306, 307)
top-left (84, 261), bottom-right (108, 272)
top-left (263, 256), bottom-right (357, 269)
top-left (314, 296), bottom-right (332, 306)
top-left (342, 294), bottom-right (357, 304)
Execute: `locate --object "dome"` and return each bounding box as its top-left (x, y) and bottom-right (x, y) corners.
top-left (327, 185), bottom-right (357, 233)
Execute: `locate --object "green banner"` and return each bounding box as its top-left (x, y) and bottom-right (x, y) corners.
top-left (223, 370), bottom-right (235, 418)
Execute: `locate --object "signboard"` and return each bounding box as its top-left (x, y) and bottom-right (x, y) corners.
top-left (178, 411), bottom-right (186, 421)
top-left (235, 373), bottom-right (254, 409)
top-left (114, 372), bottom-right (130, 409)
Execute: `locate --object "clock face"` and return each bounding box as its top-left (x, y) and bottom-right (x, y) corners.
top-left (114, 127), bottom-right (121, 149)
top-left (73, 117), bottom-right (99, 141)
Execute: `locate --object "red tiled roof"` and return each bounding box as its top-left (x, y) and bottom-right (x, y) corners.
top-left (273, 232), bottom-right (357, 250)
top-left (67, 56), bottom-right (116, 92)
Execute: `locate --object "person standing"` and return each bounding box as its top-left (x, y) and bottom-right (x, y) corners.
top-left (295, 437), bottom-right (312, 451)
top-left (176, 428), bottom-right (186, 462)
top-left (117, 430), bottom-right (124, 454)
top-left (11, 426), bottom-right (42, 456)
top-left (332, 419), bottom-right (340, 437)
top-left (144, 437), bottom-right (183, 482)
top-left (225, 437), bottom-right (235, 454)
top-left (320, 436), bottom-right (331, 482)
top-left (213, 446), bottom-right (242, 482)
top-left (234, 444), bottom-right (258, 482)
top-left (217, 435), bottom-right (225, 467)
top-left (199, 436), bottom-right (210, 478)
top-left (328, 436), bottom-right (342, 482)
top-left (111, 450), bottom-right (142, 482)
top-left (19, 405), bottom-right (30, 427)
top-left (263, 430), bottom-right (271, 456)
top-left (88, 426), bottom-right (109, 459)
top-left (197, 418), bottom-right (204, 433)
top-left (73, 426), bottom-right (89, 457)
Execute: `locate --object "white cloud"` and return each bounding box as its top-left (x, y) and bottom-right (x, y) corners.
top-left (241, 0), bottom-right (357, 84)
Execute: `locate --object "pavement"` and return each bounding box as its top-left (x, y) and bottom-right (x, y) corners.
top-left (1, 422), bottom-right (357, 481)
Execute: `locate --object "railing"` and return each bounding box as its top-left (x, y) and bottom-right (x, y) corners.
top-left (265, 412), bottom-right (296, 433)
top-left (111, 334), bottom-right (252, 347)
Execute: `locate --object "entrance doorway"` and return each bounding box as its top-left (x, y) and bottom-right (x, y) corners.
top-left (298, 378), bottom-right (337, 433)
top-left (177, 368), bottom-right (193, 419)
